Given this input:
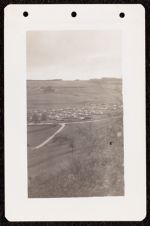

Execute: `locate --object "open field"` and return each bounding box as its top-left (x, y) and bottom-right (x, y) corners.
top-left (27, 78), bottom-right (124, 197)
top-left (28, 115), bottom-right (124, 197)
top-left (28, 124), bottom-right (60, 147)
top-left (27, 78), bottom-right (122, 110)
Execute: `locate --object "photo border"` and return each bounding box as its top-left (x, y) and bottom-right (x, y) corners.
top-left (1, 0), bottom-right (149, 225)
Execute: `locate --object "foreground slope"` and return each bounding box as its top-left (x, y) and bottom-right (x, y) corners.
top-left (27, 78), bottom-right (124, 197)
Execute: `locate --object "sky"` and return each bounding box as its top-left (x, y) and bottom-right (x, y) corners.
top-left (27, 30), bottom-right (121, 80)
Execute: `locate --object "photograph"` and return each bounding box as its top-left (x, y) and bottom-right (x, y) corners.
top-left (27, 30), bottom-right (124, 198)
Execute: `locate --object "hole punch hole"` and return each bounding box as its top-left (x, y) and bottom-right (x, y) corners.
top-left (119, 12), bottom-right (125, 18)
top-left (71, 11), bottom-right (77, 17)
top-left (23, 11), bottom-right (28, 17)
top-left (109, 142), bottom-right (113, 145)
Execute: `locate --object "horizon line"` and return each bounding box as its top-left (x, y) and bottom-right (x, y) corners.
top-left (27, 77), bottom-right (122, 81)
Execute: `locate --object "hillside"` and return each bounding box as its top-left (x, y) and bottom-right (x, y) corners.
top-left (27, 78), bottom-right (122, 110)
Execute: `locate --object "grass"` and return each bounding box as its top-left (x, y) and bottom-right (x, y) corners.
top-left (27, 124), bottom-right (60, 147)
top-left (27, 78), bottom-right (124, 197)
top-left (28, 115), bottom-right (124, 198)
top-left (27, 78), bottom-right (122, 110)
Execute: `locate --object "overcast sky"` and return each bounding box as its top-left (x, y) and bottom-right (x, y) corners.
top-left (27, 30), bottom-right (121, 80)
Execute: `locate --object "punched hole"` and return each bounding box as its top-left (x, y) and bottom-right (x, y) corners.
top-left (23, 11), bottom-right (28, 17)
top-left (71, 11), bottom-right (77, 17)
top-left (119, 12), bottom-right (125, 18)
top-left (109, 141), bottom-right (113, 145)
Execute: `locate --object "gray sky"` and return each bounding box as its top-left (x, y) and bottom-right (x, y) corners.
top-left (27, 30), bottom-right (121, 80)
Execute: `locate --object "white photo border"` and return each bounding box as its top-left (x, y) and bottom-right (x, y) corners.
top-left (4, 4), bottom-right (146, 221)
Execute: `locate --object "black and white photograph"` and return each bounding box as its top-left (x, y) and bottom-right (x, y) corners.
top-left (27, 30), bottom-right (124, 198)
top-left (4, 4), bottom-right (146, 221)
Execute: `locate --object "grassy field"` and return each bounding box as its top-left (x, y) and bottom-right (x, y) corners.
top-left (28, 115), bottom-right (124, 197)
top-left (27, 78), bottom-right (122, 110)
top-left (28, 124), bottom-right (60, 147)
top-left (27, 78), bottom-right (124, 197)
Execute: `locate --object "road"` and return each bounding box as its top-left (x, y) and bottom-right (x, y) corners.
top-left (31, 123), bottom-right (66, 150)
top-left (29, 116), bottom-right (121, 151)
top-left (29, 120), bottom-right (103, 150)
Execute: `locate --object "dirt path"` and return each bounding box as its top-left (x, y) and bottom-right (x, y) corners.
top-left (31, 123), bottom-right (66, 150)
top-left (29, 116), bottom-right (121, 151)
top-left (29, 120), bottom-right (102, 151)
